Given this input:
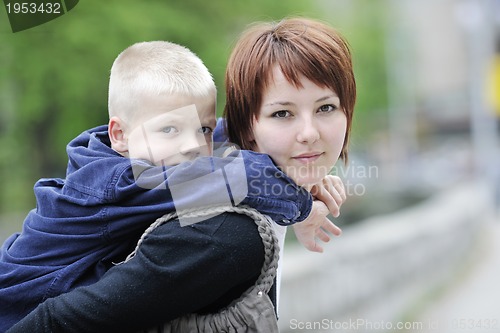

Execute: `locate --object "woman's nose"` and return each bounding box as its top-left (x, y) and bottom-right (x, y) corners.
top-left (296, 117), bottom-right (320, 144)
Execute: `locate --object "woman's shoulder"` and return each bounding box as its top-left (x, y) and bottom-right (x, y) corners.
top-left (130, 211), bottom-right (265, 309)
top-left (144, 211), bottom-right (263, 255)
top-left (134, 211), bottom-right (264, 277)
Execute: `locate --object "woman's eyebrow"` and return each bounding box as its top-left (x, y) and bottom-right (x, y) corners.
top-left (264, 95), bottom-right (340, 107)
top-left (316, 95), bottom-right (339, 103)
top-left (263, 101), bottom-right (294, 107)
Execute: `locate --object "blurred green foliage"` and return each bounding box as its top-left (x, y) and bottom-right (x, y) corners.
top-left (0, 0), bottom-right (388, 215)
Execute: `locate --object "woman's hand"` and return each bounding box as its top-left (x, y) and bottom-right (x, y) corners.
top-left (293, 175), bottom-right (346, 253)
top-left (309, 175), bottom-right (346, 217)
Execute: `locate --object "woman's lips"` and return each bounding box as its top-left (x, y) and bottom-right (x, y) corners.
top-left (292, 152), bottom-right (323, 163)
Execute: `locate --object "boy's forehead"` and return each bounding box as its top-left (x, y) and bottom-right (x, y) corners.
top-left (133, 92), bottom-right (215, 122)
top-left (151, 104), bottom-right (199, 122)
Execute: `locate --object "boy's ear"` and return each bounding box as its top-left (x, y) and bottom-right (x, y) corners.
top-left (108, 116), bottom-right (128, 153)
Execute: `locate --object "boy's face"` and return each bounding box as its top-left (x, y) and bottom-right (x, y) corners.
top-left (126, 93), bottom-right (216, 166)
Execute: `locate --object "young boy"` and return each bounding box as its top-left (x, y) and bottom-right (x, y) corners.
top-left (0, 41), bottom-right (341, 332)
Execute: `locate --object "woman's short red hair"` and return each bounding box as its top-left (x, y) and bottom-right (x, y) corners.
top-left (223, 17), bottom-right (356, 161)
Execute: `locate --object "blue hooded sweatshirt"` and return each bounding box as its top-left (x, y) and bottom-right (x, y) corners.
top-left (0, 125), bottom-right (311, 332)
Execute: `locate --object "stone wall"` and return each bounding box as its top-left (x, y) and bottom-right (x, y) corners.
top-left (278, 182), bottom-right (495, 333)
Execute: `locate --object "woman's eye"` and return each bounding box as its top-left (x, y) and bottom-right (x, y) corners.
top-left (199, 127), bottom-right (213, 135)
top-left (162, 126), bottom-right (178, 134)
top-left (271, 110), bottom-right (290, 118)
top-left (318, 104), bottom-right (337, 113)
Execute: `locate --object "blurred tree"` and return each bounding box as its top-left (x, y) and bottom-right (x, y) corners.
top-left (315, 0), bottom-right (389, 147)
top-left (0, 0), bottom-right (313, 212)
top-left (0, 0), bottom-right (388, 214)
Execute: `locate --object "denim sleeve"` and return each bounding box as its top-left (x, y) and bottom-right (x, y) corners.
top-left (115, 150), bottom-right (312, 228)
top-left (172, 150), bottom-right (312, 225)
top-left (230, 150), bottom-right (312, 225)
top-left (211, 117), bottom-right (312, 224)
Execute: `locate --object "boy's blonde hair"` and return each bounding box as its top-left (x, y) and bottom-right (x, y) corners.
top-left (108, 41), bottom-right (216, 122)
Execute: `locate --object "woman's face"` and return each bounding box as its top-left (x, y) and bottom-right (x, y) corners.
top-left (251, 67), bottom-right (347, 188)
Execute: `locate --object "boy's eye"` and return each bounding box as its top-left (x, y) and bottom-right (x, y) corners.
top-left (318, 104), bottom-right (337, 113)
top-left (162, 126), bottom-right (178, 134)
top-left (271, 110), bottom-right (290, 118)
top-left (199, 127), bottom-right (213, 134)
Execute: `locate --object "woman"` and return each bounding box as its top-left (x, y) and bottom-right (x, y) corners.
top-left (8, 17), bottom-right (355, 332)
top-left (223, 17), bottom-right (355, 310)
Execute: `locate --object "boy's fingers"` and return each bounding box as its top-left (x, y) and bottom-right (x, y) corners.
top-left (326, 200), bottom-right (340, 218)
top-left (302, 237), bottom-right (323, 253)
top-left (323, 220), bottom-right (342, 236)
top-left (310, 243), bottom-right (324, 253)
top-left (316, 227), bottom-right (331, 243)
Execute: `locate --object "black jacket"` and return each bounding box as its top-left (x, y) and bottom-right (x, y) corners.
top-left (8, 212), bottom-right (273, 333)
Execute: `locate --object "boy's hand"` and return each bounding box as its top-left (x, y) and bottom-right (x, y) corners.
top-left (293, 200), bottom-right (342, 253)
top-left (293, 175), bottom-right (346, 253)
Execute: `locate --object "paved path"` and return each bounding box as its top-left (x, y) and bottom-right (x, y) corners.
top-left (411, 217), bottom-right (500, 333)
